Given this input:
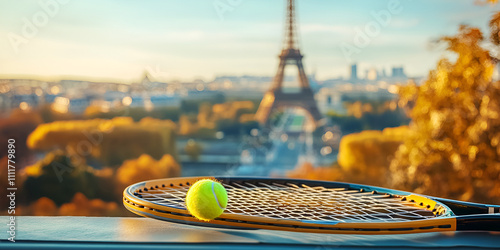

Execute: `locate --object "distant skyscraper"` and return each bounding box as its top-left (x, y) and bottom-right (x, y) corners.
top-left (391, 66), bottom-right (406, 78)
top-left (350, 64), bottom-right (358, 81)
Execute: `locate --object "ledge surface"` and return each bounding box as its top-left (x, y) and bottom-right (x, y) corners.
top-left (1, 216), bottom-right (500, 249)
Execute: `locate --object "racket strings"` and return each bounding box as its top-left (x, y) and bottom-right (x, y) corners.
top-left (133, 181), bottom-right (437, 223)
top-left (226, 183), bottom-right (433, 222)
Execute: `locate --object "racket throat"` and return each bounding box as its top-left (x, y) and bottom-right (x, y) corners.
top-left (456, 215), bottom-right (500, 232)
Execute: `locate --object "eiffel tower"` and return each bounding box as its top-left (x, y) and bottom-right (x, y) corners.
top-left (255, 0), bottom-right (323, 128)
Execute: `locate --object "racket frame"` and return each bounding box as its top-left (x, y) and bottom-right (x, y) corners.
top-left (123, 176), bottom-right (500, 234)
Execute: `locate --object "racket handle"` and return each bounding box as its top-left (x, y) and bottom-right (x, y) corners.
top-left (456, 214), bottom-right (500, 232)
top-left (435, 198), bottom-right (500, 215)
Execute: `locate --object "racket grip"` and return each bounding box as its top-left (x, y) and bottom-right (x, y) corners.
top-left (456, 215), bottom-right (500, 232)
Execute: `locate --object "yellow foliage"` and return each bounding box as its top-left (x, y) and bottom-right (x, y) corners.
top-left (197, 104), bottom-right (215, 129)
top-left (239, 113), bottom-right (256, 123)
top-left (116, 154), bottom-right (180, 188)
top-left (212, 104), bottom-right (224, 114)
top-left (83, 105), bottom-right (104, 117)
top-left (23, 164), bottom-right (43, 177)
top-left (90, 167), bottom-right (114, 178)
top-left (287, 127), bottom-right (408, 187)
top-left (345, 102), bottom-right (373, 118)
top-left (344, 100), bottom-right (400, 118)
top-left (27, 117), bottom-right (130, 150)
top-left (177, 101), bottom-right (256, 137)
top-left (287, 162), bottom-right (344, 181)
top-left (391, 25), bottom-right (500, 204)
top-left (212, 101), bottom-right (254, 121)
top-left (7, 108), bottom-right (44, 124)
top-left (59, 192), bottom-right (118, 216)
top-left (30, 197), bottom-right (58, 216)
top-left (16, 194), bottom-right (122, 216)
top-left (27, 117), bottom-right (176, 166)
top-left (476, 0), bottom-right (499, 5)
top-left (337, 126), bottom-right (408, 186)
top-left (179, 115), bottom-right (198, 135)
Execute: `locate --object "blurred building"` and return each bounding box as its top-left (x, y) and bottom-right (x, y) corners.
top-left (350, 64), bottom-right (358, 81)
top-left (52, 95), bottom-right (90, 114)
top-left (316, 88), bottom-right (344, 114)
top-left (391, 66), bottom-right (406, 78)
top-left (150, 95), bottom-right (181, 107)
top-left (315, 81), bottom-right (399, 115)
top-left (184, 90), bottom-right (225, 101)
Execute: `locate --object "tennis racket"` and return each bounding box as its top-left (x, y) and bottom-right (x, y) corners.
top-left (123, 176), bottom-right (500, 234)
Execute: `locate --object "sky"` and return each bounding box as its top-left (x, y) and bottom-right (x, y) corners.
top-left (0, 0), bottom-right (499, 83)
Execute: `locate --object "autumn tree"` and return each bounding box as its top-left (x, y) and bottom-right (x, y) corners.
top-left (0, 109), bottom-right (42, 166)
top-left (27, 117), bottom-right (177, 166)
top-left (116, 154), bottom-right (180, 191)
top-left (339, 127), bottom-right (409, 187)
top-left (287, 127), bottom-right (408, 187)
top-left (390, 25), bottom-right (500, 203)
top-left (21, 150), bottom-right (113, 205)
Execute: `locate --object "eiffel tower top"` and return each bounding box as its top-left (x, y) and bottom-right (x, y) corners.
top-left (283, 0), bottom-right (300, 51)
top-left (255, 0), bottom-right (323, 128)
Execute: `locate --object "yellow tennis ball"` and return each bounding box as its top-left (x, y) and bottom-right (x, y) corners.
top-left (185, 179), bottom-right (228, 221)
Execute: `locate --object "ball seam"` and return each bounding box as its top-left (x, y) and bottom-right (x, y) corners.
top-left (211, 181), bottom-right (224, 210)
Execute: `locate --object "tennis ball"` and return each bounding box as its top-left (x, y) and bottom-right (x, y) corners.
top-left (185, 179), bottom-right (228, 221)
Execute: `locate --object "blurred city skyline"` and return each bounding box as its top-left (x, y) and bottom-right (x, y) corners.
top-left (1, 0), bottom-right (499, 83)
